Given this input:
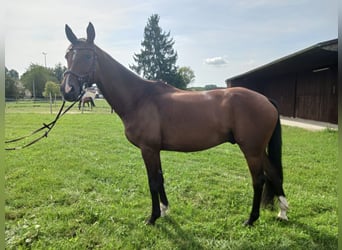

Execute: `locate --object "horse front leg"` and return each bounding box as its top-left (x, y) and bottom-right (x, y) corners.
top-left (141, 148), bottom-right (169, 225)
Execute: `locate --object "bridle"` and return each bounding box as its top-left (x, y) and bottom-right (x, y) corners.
top-left (5, 47), bottom-right (97, 150)
top-left (63, 46), bottom-right (97, 89)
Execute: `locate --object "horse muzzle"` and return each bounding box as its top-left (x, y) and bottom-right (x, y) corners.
top-left (60, 76), bottom-right (81, 102)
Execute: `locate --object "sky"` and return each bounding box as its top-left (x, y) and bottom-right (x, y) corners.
top-left (5, 0), bottom-right (338, 87)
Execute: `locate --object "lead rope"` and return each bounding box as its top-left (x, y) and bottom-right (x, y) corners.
top-left (5, 90), bottom-right (85, 151)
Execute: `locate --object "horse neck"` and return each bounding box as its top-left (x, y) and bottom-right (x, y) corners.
top-left (94, 47), bottom-right (149, 117)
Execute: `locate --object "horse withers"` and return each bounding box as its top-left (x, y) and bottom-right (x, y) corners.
top-left (60, 23), bottom-right (289, 226)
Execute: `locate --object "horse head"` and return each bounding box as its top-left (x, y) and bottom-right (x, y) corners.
top-left (60, 22), bottom-right (97, 102)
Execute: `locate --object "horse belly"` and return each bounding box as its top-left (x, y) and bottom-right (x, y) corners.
top-left (161, 123), bottom-right (228, 152)
top-left (159, 98), bottom-right (231, 152)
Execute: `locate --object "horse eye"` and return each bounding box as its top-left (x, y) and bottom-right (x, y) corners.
top-left (65, 51), bottom-right (71, 59)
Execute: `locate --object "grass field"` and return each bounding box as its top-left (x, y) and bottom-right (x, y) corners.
top-left (5, 100), bottom-right (338, 249)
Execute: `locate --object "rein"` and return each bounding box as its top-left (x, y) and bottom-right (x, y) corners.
top-left (5, 90), bottom-right (85, 151)
top-left (6, 47), bottom-right (97, 151)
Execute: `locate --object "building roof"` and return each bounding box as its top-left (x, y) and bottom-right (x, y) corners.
top-left (226, 39), bottom-right (338, 83)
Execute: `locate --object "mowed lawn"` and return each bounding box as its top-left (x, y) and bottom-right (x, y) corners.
top-left (5, 100), bottom-right (338, 249)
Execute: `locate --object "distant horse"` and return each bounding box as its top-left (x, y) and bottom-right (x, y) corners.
top-left (60, 23), bottom-right (288, 226)
top-left (78, 89), bottom-right (96, 110)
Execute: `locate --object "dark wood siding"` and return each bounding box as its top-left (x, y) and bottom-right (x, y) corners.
top-left (262, 75), bottom-right (296, 118)
top-left (232, 67), bottom-right (338, 124)
top-left (296, 67), bottom-right (337, 123)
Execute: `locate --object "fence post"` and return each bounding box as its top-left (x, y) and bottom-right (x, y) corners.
top-left (49, 92), bottom-right (52, 114)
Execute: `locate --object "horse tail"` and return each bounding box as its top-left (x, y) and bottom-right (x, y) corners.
top-left (262, 99), bottom-right (283, 207)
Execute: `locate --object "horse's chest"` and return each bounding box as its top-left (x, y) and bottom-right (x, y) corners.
top-left (123, 115), bottom-right (161, 149)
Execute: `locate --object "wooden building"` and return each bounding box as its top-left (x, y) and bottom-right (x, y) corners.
top-left (225, 39), bottom-right (338, 124)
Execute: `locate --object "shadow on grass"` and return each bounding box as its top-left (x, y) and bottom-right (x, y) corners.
top-left (157, 216), bottom-right (205, 250)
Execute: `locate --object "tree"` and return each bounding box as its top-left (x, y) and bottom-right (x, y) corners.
top-left (20, 64), bottom-right (58, 98)
top-left (204, 84), bottom-right (218, 90)
top-left (177, 66), bottom-right (195, 88)
top-left (5, 67), bottom-right (23, 99)
top-left (130, 14), bottom-right (178, 85)
top-left (6, 68), bottom-right (19, 80)
top-left (43, 81), bottom-right (61, 98)
top-left (53, 63), bottom-right (67, 83)
top-left (163, 67), bottom-right (194, 90)
top-left (5, 73), bottom-right (18, 99)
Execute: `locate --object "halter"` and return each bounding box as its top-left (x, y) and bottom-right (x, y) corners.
top-left (63, 46), bottom-right (97, 89)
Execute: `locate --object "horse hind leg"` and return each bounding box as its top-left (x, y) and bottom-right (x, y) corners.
top-left (277, 196), bottom-right (289, 221)
top-left (244, 156), bottom-right (265, 226)
top-left (262, 156), bottom-right (289, 221)
top-left (264, 180), bottom-right (289, 221)
top-left (245, 155), bottom-right (289, 226)
top-left (158, 171), bottom-right (169, 217)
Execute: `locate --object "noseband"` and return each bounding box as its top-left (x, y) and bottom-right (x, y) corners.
top-left (63, 47), bottom-right (97, 88)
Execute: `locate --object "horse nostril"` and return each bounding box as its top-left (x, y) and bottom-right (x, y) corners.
top-left (65, 83), bottom-right (74, 94)
top-left (60, 81), bottom-right (75, 101)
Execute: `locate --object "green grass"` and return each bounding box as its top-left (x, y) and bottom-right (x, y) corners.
top-left (5, 100), bottom-right (338, 249)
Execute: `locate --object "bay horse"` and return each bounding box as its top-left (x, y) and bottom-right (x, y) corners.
top-left (78, 89), bottom-right (96, 110)
top-left (78, 96), bottom-right (95, 110)
top-left (60, 23), bottom-right (289, 226)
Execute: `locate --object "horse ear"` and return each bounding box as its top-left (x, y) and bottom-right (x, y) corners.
top-left (65, 24), bottom-right (78, 44)
top-left (86, 22), bottom-right (95, 44)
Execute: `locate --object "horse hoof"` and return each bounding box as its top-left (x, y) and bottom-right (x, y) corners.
top-left (145, 215), bottom-right (159, 226)
top-left (277, 209), bottom-right (289, 221)
top-left (243, 220), bottom-right (254, 227)
top-left (145, 219), bottom-right (155, 226)
top-left (160, 203), bottom-right (169, 217)
top-left (277, 213), bottom-right (289, 221)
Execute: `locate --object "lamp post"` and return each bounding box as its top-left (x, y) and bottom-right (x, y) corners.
top-left (42, 52), bottom-right (47, 67)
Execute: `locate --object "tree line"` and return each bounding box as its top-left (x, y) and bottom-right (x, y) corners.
top-left (5, 63), bottom-right (66, 99)
top-left (6, 14), bottom-right (196, 100)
